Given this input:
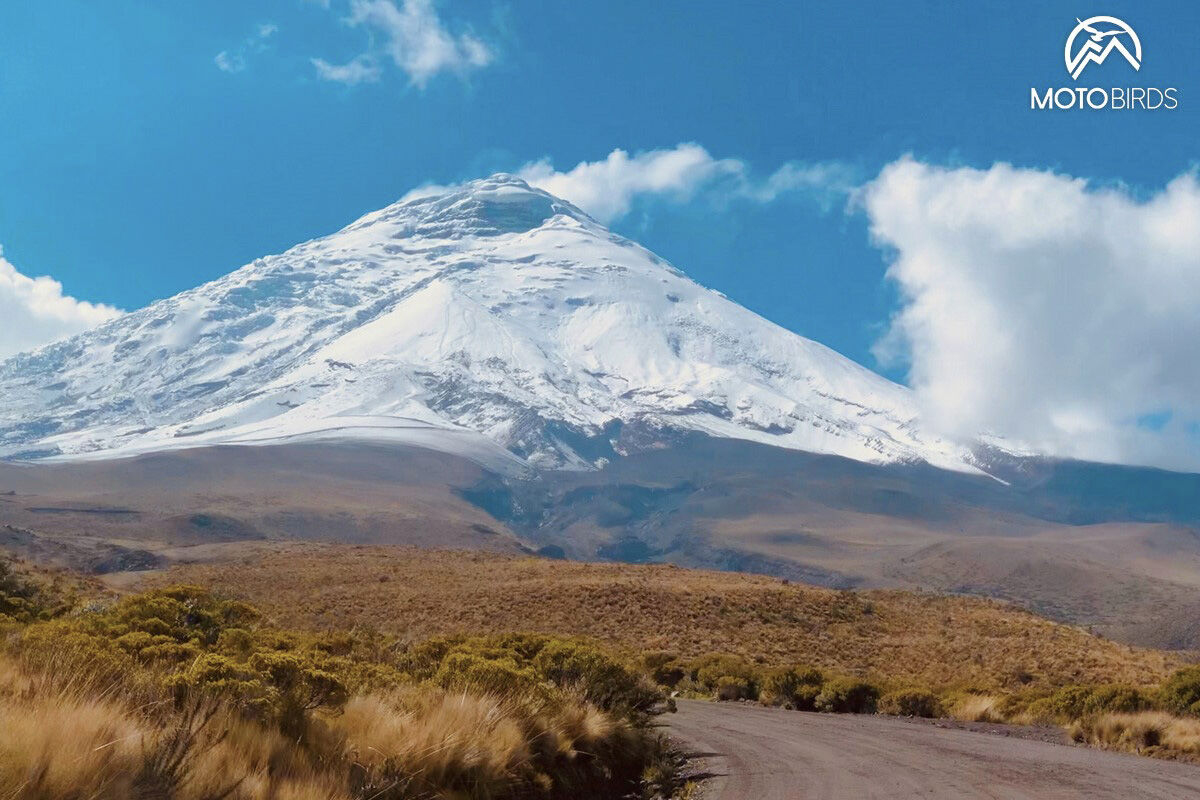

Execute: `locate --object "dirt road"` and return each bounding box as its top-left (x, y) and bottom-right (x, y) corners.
top-left (666, 700), bottom-right (1200, 799)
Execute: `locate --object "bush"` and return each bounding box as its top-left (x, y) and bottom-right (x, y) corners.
top-left (879, 688), bottom-right (942, 718)
top-left (247, 649), bottom-right (348, 734)
top-left (1026, 685), bottom-right (1094, 723)
top-left (1085, 685), bottom-right (1150, 716)
top-left (715, 675), bottom-right (752, 701)
top-left (0, 559), bottom-right (42, 621)
top-left (1024, 684), bottom-right (1152, 724)
top-left (17, 621), bottom-right (136, 689)
top-left (533, 639), bottom-right (658, 711)
top-left (690, 654), bottom-right (758, 697)
top-left (642, 651), bottom-right (685, 688)
top-left (814, 678), bottom-right (879, 714)
top-left (759, 666), bottom-right (823, 710)
top-left (1160, 667), bottom-right (1200, 717)
top-left (434, 651), bottom-right (543, 699)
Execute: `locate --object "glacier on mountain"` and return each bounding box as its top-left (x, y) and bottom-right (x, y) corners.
top-left (0, 175), bottom-right (983, 474)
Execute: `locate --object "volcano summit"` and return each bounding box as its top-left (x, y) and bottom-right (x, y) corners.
top-left (0, 176), bottom-right (981, 473)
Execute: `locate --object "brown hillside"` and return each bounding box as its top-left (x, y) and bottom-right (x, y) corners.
top-left (152, 543), bottom-right (1182, 691)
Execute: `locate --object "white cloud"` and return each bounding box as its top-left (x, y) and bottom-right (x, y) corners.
top-left (214, 51), bottom-right (245, 74)
top-left (508, 144), bottom-right (854, 223)
top-left (0, 248), bottom-right (121, 360)
top-left (400, 145), bottom-right (853, 223)
top-left (311, 55), bottom-right (381, 85)
top-left (214, 21), bottom-right (277, 74)
top-left (517, 145), bottom-right (741, 222)
top-left (746, 161), bottom-right (861, 207)
top-left (315, 0), bottom-right (493, 87)
top-left (863, 157), bottom-right (1200, 471)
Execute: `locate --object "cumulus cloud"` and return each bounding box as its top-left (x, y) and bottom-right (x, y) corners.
top-left (315, 0), bottom-right (492, 87)
top-left (214, 21), bottom-right (278, 74)
top-left (0, 248), bottom-right (121, 360)
top-left (863, 157), bottom-right (1200, 471)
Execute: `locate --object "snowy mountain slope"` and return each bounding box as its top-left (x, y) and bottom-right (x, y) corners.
top-left (0, 175), bottom-right (982, 473)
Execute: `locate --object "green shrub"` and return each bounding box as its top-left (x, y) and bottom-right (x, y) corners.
top-left (690, 654), bottom-right (758, 697)
top-left (17, 585), bottom-right (357, 738)
top-left (168, 652), bottom-right (269, 711)
top-left (814, 678), bottom-right (879, 714)
top-left (107, 586), bottom-right (258, 652)
top-left (879, 687), bottom-right (942, 718)
top-left (642, 651), bottom-right (685, 688)
top-left (793, 683), bottom-right (822, 711)
top-left (1049, 686), bottom-right (1093, 719)
top-left (533, 639), bottom-right (657, 711)
top-left (759, 666), bottom-right (824, 710)
top-left (17, 621), bottom-right (135, 688)
top-left (0, 560), bottom-right (42, 622)
top-left (1083, 684), bottom-right (1150, 716)
top-left (434, 651), bottom-right (543, 698)
top-left (715, 675), bottom-right (752, 701)
top-left (1159, 667), bottom-right (1200, 716)
top-left (248, 650), bottom-right (347, 715)
top-left (1022, 685), bottom-right (1146, 723)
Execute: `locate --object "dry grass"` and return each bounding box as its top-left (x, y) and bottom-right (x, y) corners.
top-left (330, 687), bottom-right (633, 797)
top-left (0, 654), bottom-right (349, 800)
top-left (0, 651), bottom-right (656, 800)
top-left (336, 690), bottom-right (538, 795)
top-left (1069, 711), bottom-right (1200, 760)
top-left (0, 675), bottom-right (145, 799)
top-left (154, 543), bottom-right (1182, 691)
top-left (947, 694), bottom-right (1006, 723)
top-left (0, 580), bottom-right (671, 800)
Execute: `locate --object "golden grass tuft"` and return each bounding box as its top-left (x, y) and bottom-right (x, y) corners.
top-left (0, 681), bottom-right (145, 799)
top-left (0, 654), bottom-right (352, 800)
top-left (335, 690), bottom-right (533, 795)
top-left (948, 693), bottom-right (1006, 723)
top-left (1069, 711), bottom-right (1200, 758)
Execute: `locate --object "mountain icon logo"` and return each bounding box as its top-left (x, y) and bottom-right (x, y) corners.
top-left (1065, 16), bottom-right (1141, 80)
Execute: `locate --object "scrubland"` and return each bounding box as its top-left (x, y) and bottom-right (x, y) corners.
top-left (0, 558), bottom-right (687, 799)
top-left (6, 538), bottom-right (1200, 797)
top-left (154, 544), bottom-right (1200, 763)
top-left (160, 543), bottom-right (1181, 690)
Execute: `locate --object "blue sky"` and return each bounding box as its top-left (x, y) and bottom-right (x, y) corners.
top-left (1, 1), bottom-right (1198, 468)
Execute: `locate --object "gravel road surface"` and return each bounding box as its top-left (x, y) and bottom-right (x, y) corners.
top-left (665, 699), bottom-right (1200, 799)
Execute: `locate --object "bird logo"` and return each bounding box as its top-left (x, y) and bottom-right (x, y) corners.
top-left (1065, 16), bottom-right (1141, 80)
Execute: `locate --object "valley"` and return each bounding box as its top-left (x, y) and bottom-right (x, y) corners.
top-left (3, 437), bottom-right (1199, 650)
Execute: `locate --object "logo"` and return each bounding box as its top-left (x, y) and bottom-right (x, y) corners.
top-left (1065, 16), bottom-right (1141, 80)
top-left (1030, 14), bottom-right (1176, 111)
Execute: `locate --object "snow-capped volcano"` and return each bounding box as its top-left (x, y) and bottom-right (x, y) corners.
top-left (0, 175), bottom-right (980, 473)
